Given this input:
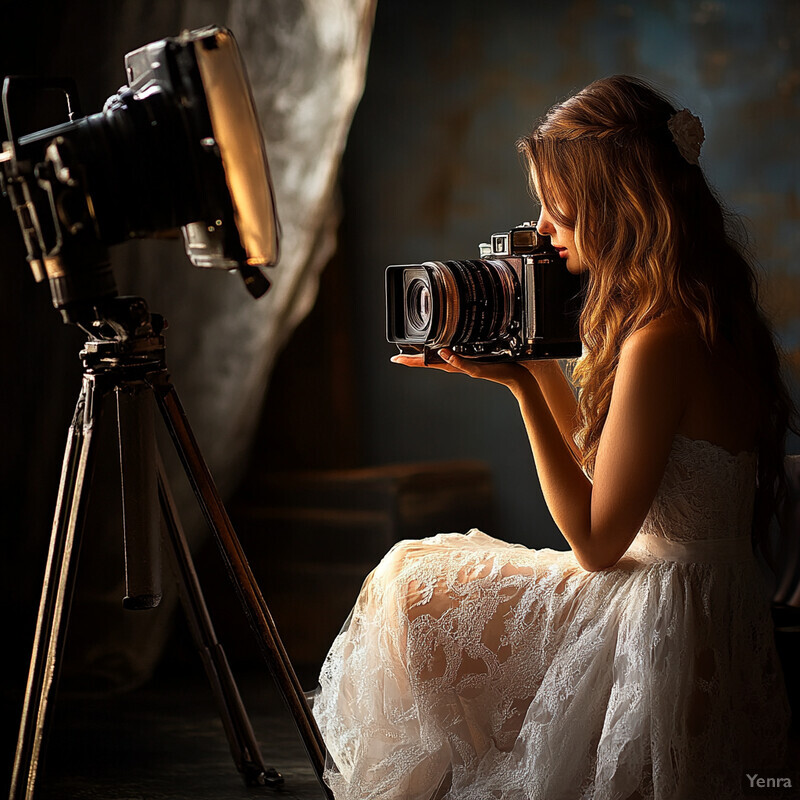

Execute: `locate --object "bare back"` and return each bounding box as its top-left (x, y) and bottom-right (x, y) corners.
top-left (664, 310), bottom-right (760, 456)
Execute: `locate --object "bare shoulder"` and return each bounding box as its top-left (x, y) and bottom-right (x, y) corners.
top-left (619, 309), bottom-right (756, 451)
top-left (619, 309), bottom-right (705, 368)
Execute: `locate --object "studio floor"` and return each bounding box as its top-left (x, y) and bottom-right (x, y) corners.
top-left (5, 657), bottom-right (799, 799)
top-left (9, 665), bottom-right (328, 800)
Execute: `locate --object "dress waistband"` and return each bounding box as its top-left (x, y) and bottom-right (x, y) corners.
top-left (629, 533), bottom-right (754, 565)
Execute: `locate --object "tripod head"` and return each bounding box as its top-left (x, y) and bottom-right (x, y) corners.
top-left (77, 296), bottom-right (166, 366)
top-left (0, 26), bottom-right (280, 326)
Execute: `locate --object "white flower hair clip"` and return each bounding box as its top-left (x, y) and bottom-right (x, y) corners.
top-left (667, 108), bottom-right (705, 165)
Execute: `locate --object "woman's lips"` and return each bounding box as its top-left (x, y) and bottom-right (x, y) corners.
top-left (553, 246), bottom-right (568, 259)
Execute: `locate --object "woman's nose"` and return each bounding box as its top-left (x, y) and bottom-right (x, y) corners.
top-left (535, 208), bottom-right (554, 236)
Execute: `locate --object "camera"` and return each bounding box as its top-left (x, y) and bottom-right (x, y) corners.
top-left (386, 223), bottom-right (585, 363)
top-left (0, 26), bottom-right (279, 325)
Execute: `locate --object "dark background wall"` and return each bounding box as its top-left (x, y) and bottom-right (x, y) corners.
top-left (269, 0), bottom-right (800, 550)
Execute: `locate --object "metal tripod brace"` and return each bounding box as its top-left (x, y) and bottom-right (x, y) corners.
top-left (9, 296), bottom-right (332, 800)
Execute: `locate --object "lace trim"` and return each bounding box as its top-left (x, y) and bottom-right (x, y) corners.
top-left (671, 432), bottom-right (756, 461)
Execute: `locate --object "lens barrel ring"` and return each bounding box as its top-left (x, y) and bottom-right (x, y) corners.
top-left (424, 261), bottom-right (461, 347)
top-left (424, 258), bottom-right (518, 348)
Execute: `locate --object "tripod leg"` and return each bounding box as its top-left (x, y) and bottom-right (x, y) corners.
top-left (152, 380), bottom-right (333, 800)
top-left (156, 451), bottom-right (282, 788)
top-left (116, 383), bottom-right (162, 610)
top-left (9, 375), bottom-right (102, 800)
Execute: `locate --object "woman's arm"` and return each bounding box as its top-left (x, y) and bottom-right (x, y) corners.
top-left (397, 319), bottom-right (687, 571)
top-left (511, 323), bottom-right (686, 570)
top-left (521, 360), bottom-right (581, 463)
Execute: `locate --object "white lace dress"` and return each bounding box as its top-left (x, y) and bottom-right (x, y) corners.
top-left (312, 434), bottom-right (791, 799)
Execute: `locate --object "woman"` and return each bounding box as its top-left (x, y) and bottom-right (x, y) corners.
top-left (312, 76), bottom-right (795, 799)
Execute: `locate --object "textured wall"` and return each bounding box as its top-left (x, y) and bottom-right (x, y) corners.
top-left (344, 0), bottom-right (800, 548)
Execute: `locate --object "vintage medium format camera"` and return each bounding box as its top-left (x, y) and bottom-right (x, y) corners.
top-left (0, 26), bottom-right (279, 325)
top-left (386, 223), bottom-right (585, 363)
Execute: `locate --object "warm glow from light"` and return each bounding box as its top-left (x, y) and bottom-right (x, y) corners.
top-left (194, 29), bottom-right (280, 267)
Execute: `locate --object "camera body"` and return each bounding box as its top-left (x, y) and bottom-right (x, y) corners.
top-left (386, 223), bottom-right (585, 363)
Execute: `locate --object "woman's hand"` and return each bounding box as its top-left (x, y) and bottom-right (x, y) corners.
top-left (391, 348), bottom-right (534, 391)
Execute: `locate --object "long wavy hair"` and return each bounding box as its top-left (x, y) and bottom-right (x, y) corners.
top-left (517, 75), bottom-right (797, 556)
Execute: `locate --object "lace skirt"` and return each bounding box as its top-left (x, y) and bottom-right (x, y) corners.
top-left (312, 529), bottom-right (791, 800)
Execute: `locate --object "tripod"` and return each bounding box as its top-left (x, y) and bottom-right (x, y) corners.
top-left (9, 295), bottom-right (333, 800)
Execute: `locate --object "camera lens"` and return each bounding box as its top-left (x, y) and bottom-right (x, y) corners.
top-left (385, 259), bottom-right (519, 349)
top-left (407, 278), bottom-right (432, 334)
top-left (425, 259), bottom-right (518, 347)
